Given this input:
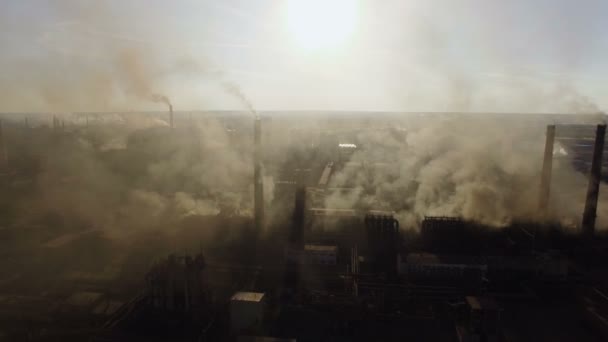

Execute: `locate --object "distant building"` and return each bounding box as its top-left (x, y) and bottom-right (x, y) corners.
top-left (284, 244), bottom-right (338, 266)
top-left (399, 253), bottom-right (487, 291)
top-left (231, 292), bottom-right (265, 333)
top-left (304, 244), bottom-right (338, 265)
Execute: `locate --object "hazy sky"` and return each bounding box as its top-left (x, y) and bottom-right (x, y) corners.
top-left (1, 0), bottom-right (607, 112)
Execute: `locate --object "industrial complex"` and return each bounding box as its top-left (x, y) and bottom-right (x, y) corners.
top-left (0, 111), bottom-right (606, 341)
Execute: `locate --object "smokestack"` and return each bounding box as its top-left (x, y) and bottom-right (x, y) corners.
top-left (0, 120), bottom-right (7, 170)
top-left (538, 125), bottom-right (555, 214)
top-left (582, 124), bottom-right (606, 236)
top-left (254, 117), bottom-right (264, 231)
top-left (169, 104), bottom-right (174, 129)
top-left (291, 186), bottom-right (306, 247)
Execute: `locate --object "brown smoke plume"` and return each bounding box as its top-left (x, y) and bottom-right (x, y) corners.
top-left (115, 49), bottom-right (173, 111)
top-left (222, 81), bottom-right (257, 117)
top-left (324, 115), bottom-right (608, 230)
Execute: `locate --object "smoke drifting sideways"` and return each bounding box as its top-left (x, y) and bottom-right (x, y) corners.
top-left (114, 49), bottom-right (173, 113)
top-left (324, 116), bottom-right (608, 231)
top-left (4, 117), bottom-right (261, 241)
top-left (0, 0), bottom-right (268, 249)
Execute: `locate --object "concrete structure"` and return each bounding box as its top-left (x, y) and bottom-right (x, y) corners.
top-left (304, 245), bottom-right (338, 265)
top-left (539, 125), bottom-right (555, 213)
top-left (317, 162), bottom-right (333, 188)
top-left (254, 117), bottom-right (264, 231)
top-left (285, 245), bottom-right (338, 266)
top-left (582, 124), bottom-right (606, 235)
top-left (399, 253), bottom-right (487, 292)
top-left (231, 292), bottom-right (265, 333)
top-left (399, 253), bottom-right (488, 278)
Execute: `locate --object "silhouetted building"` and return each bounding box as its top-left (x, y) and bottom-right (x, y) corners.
top-left (365, 213), bottom-right (399, 277)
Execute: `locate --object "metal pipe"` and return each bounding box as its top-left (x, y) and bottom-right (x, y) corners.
top-left (539, 125), bottom-right (555, 213)
top-left (582, 124), bottom-right (606, 235)
top-left (254, 117), bottom-right (264, 231)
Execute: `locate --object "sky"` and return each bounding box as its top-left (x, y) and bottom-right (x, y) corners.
top-left (0, 0), bottom-right (607, 113)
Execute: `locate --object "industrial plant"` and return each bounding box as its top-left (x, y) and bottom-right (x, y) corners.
top-left (0, 111), bottom-right (606, 341)
top-left (2, 1), bottom-right (608, 340)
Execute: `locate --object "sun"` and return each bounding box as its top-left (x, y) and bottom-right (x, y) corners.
top-left (286, 0), bottom-right (359, 52)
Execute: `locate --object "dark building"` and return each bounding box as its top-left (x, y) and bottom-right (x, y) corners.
top-left (365, 213), bottom-right (399, 278)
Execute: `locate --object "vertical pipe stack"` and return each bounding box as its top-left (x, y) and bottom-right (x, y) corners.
top-left (538, 125), bottom-right (555, 214)
top-left (254, 116), bottom-right (264, 232)
top-left (582, 124), bottom-right (606, 236)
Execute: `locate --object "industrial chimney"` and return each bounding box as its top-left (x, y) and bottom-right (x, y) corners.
top-left (538, 125), bottom-right (555, 214)
top-left (291, 186), bottom-right (306, 247)
top-left (169, 104), bottom-right (174, 129)
top-left (582, 124), bottom-right (606, 236)
top-left (0, 120), bottom-right (7, 170)
top-left (254, 116), bottom-right (264, 231)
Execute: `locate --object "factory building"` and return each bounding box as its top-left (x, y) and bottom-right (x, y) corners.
top-left (231, 292), bottom-right (265, 334)
top-left (284, 245), bottom-right (338, 266)
top-left (303, 245), bottom-right (338, 265)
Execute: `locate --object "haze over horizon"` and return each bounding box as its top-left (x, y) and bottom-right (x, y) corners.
top-left (1, 0), bottom-right (607, 113)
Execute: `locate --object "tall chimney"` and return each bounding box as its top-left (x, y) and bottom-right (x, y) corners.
top-left (582, 124), bottom-right (606, 236)
top-left (291, 186), bottom-right (306, 247)
top-left (254, 116), bottom-right (264, 231)
top-left (169, 104), bottom-right (174, 129)
top-left (539, 125), bottom-right (555, 214)
top-left (0, 120), bottom-right (7, 169)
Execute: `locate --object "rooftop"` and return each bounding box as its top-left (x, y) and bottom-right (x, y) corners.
top-left (231, 292), bottom-right (265, 302)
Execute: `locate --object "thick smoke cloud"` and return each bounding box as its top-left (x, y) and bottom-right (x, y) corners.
top-left (0, 0), bottom-right (271, 246)
top-left (325, 116), bottom-right (608, 230)
top-left (8, 116), bottom-right (257, 239)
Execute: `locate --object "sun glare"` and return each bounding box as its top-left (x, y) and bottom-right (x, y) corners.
top-left (286, 0), bottom-right (359, 52)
